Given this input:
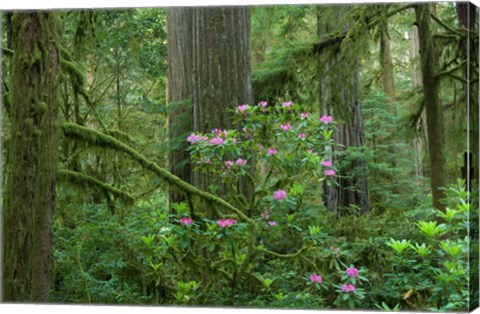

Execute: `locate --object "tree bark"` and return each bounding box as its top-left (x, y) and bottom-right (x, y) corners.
top-left (2, 12), bottom-right (61, 302)
top-left (415, 4), bottom-right (446, 212)
top-left (167, 8), bottom-right (193, 204)
top-left (191, 7), bottom-right (253, 197)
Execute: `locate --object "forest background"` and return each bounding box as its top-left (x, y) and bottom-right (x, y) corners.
top-left (0, 0), bottom-right (479, 312)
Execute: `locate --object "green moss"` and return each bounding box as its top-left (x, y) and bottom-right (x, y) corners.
top-left (58, 169), bottom-right (134, 205)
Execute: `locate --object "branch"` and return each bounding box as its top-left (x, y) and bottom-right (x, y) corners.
top-left (431, 14), bottom-right (464, 37)
top-left (58, 169), bottom-right (134, 204)
top-left (62, 123), bottom-right (254, 224)
top-left (312, 4), bottom-right (415, 54)
top-left (435, 59), bottom-right (468, 79)
top-left (2, 47), bottom-right (13, 56)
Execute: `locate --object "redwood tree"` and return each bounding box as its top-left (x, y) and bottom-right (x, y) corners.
top-left (191, 7), bottom-right (253, 196)
top-left (2, 12), bottom-right (61, 302)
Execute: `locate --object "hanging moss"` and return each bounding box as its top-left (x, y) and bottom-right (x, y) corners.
top-left (58, 169), bottom-right (134, 205)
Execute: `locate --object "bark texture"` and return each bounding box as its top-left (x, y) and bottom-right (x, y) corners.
top-left (191, 7), bottom-right (253, 196)
top-left (415, 4), bottom-right (446, 212)
top-left (2, 12), bottom-right (61, 302)
top-left (167, 8), bottom-right (194, 204)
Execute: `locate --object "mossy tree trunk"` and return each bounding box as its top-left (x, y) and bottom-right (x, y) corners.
top-left (415, 4), bottom-right (446, 212)
top-left (2, 12), bottom-right (61, 302)
top-left (191, 7), bottom-right (253, 198)
top-left (167, 8), bottom-right (193, 205)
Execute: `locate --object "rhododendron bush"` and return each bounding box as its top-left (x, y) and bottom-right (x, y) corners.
top-left (139, 101), bottom-right (373, 308)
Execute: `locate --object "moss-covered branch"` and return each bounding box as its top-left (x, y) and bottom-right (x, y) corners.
top-left (62, 122), bottom-right (254, 224)
top-left (58, 169), bottom-right (134, 204)
top-left (2, 47), bottom-right (14, 56)
top-left (435, 59), bottom-right (467, 79)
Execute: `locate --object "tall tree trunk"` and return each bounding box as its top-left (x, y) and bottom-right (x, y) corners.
top-left (191, 7), bottom-right (253, 198)
top-left (415, 4), bottom-right (446, 212)
top-left (335, 62), bottom-right (371, 214)
top-left (2, 12), bottom-right (61, 302)
top-left (409, 26), bottom-right (426, 178)
top-left (167, 8), bottom-right (194, 205)
top-left (379, 24), bottom-right (398, 169)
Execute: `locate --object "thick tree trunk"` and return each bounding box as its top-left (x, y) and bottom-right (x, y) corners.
top-left (191, 7), bottom-right (253, 197)
top-left (2, 12), bottom-right (61, 302)
top-left (335, 63), bottom-right (371, 214)
top-left (415, 4), bottom-right (446, 212)
top-left (167, 8), bottom-right (193, 204)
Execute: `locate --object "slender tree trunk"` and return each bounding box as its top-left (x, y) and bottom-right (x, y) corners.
top-left (167, 8), bottom-right (193, 204)
top-left (2, 12), bottom-right (61, 302)
top-left (191, 7), bottom-right (253, 198)
top-left (415, 4), bottom-right (446, 212)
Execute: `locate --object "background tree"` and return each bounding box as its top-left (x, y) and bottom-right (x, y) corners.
top-left (167, 7), bottom-right (193, 204)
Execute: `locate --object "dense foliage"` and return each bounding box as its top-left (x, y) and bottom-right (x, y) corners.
top-left (1, 3), bottom-right (478, 311)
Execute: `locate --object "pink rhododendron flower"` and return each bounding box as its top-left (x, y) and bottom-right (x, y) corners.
top-left (342, 284), bottom-right (356, 293)
top-left (273, 190), bottom-right (287, 200)
top-left (232, 138), bottom-right (238, 144)
top-left (259, 101), bottom-right (268, 108)
top-left (300, 112), bottom-right (309, 119)
top-left (280, 124), bottom-right (292, 131)
top-left (268, 221), bottom-right (277, 227)
top-left (298, 133), bottom-right (306, 139)
top-left (321, 160), bottom-right (332, 167)
top-left (237, 104), bottom-right (249, 114)
top-left (236, 158), bottom-right (247, 166)
top-left (282, 101), bottom-right (293, 108)
top-left (309, 274), bottom-right (323, 284)
top-left (261, 210), bottom-right (269, 219)
top-left (180, 217), bottom-right (193, 225)
top-left (217, 218), bottom-right (237, 228)
top-left (187, 134), bottom-right (202, 144)
top-left (225, 160), bottom-right (234, 170)
top-left (267, 148), bottom-right (278, 155)
top-left (209, 137), bottom-right (224, 145)
top-left (319, 115), bottom-right (333, 123)
top-left (324, 169), bottom-right (336, 176)
top-left (346, 267), bottom-right (359, 278)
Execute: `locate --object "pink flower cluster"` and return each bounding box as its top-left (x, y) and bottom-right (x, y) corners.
top-left (324, 169), bottom-right (336, 176)
top-left (180, 217), bottom-right (193, 225)
top-left (217, 218), bottom-right (237, 228)
top-left (268, 221), bottom-right (277, 227)
top-left (225, 160), bottom-right (234, 170)
top-left (319, 115), bottom-right (333, 123)
top-left (237, 104), bottom-right (249, 114)
top-left (259, 101), bottom-right (268, 108)
top-left (210, 137), bottom-right (224, 145)
top-left (346, 267), bottom-right (359, 278)
top-left (298, 133), bottom-right (306, 139)
top-left (309, 274), bottom-right (323, 284)
top-left (236, 158), bottom-right (247, 166)
top-left (187, 133), bottom-right (203, 144)
top-left (282, 101), bottom-right (294, 108)
top-left (342, 284), bottom-right (356, 293)
top-left (212, 128), bottom-right (229, 137)
top-left (300, 112), bottom-right (309, 119)
top-left (280, 124), bottom-right (292, 131)
top-left (273, 190), bottom-right (287, 201)
top-left (321, 160), bottom-right (332, 168)
top-left (267, 148), bottom-right (278, 155)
